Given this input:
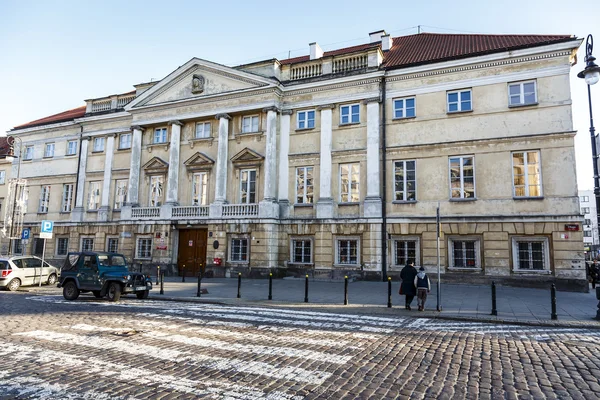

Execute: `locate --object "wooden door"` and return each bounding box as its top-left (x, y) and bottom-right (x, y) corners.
top-left (177, 229), bottom-right (207, 277)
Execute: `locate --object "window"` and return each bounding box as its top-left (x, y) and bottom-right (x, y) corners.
top-left (56, 238), bottom-right (69, 256)
top-left (81, 238), bottom-right (94, 252)
top-left (114, 180), bottom-right (128, 210)
top-left (297, 110), bottom-right (315, 129)
top-left (93, 137), bottom-right (105, 152)
top-left (584, 230), bottom-right (593, 237)
top-left (295, 166), bottom-right (314, 204)
top-left (24, 146), bottom-right (34, 160)
top-left (136, 237), bottom-right (153, 259)
top-left (240, 169), bottom-right (256, 204)
top-left (62, 184), bottom-right (74, 212)
top-left (13, 239), bottom-right (23, 255)
top-left (107, 238), bottom-right (119, 253)
top-left (119, 133), bottom-right (131, 149)
top-left (44, 143), bottom-right (55, 158)
top-left (291, 238), bottom-right (312, 264)
top-left (33, 240), bottom-right (44, 256)
top-left (241, 116), bottom-right (259, 133)
top-left (393, 97), bottom-right (416, 119)
top-left (87, 181), bottom-right (101, 210)
top-left (447, 89), bottom-right (472, 112)
top-left (340, 163), bottom-right (360, 203)
top-left (508, 81), bottom-right (537, 106)
top-left (336, 238), bottom-right (359, 265)
top-left (583, 207), bottom-right (591, 214)
top-left (38, 185), bottom-right (50, 213)
top-left (394, 160), bottom-right (416, 202)
top-left (149, 176), bottom-right (164, 207)
top-left (449, 238), bottom-right (480, 269)
top-left (340, 104), bottom-right (360, 124)
top-left (449, 156), bottom-right (475, 199)
top-left (581, 196), bottom-right (590, 202)
top-left (512, 237), bottom-right (549, 271)
top-left (230, 238), bottom-right (249, 262)
top-left (512, 151), bottom-right (542, 197)
top-left (154, 128), bottom-right (168, 144)
top-left (67, 140), bottom-right (78, 155)
top-left (0, 198), bottom-right (3, 216)
top-left (585, 218), bottom-right (592, 226)
top-left (394, 238), bottom-right (420, 266)
top-left (195, 122), bottom-right (211, 139)
top-left (0, 171), bottom-right (5, 185)
top-left (192, 172), bottom-right (208, 206)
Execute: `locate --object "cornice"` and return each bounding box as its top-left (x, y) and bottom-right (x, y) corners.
top-left (262, 106), bottom-right (280, 113)
top-left (131, 125), bottom-right (145, 132)
top-left (284, 77), bottom-right (382, 97)
top-left (215, 113), bottom-right (232, 120)
top-left (281, 109), bottom-right (293, 115)
top-left (168, 120), bottom-right (183, 126)
top-left (74, 111), bottom-right (130, 123)
top-left (317, 104), bottom-right (336, 110)
top-left (362, 97), bottom-right (380, 104)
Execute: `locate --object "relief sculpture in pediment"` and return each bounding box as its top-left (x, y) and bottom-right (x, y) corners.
top-left (191, 74), bottom-right (205, 94)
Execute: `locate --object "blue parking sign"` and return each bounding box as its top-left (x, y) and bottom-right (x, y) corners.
top-left (22, 228), bottom-right (30, 240)
top-left (40, 220), bottom-right (54, 239)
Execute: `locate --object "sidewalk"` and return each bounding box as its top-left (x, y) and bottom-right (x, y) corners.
top-left (26, 277), bottom-right (600, 328)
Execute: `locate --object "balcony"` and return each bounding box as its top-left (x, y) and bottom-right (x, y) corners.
top-left (125, 202), bottom-right (276, 222)
top-left (86, 93), bottom-right (137, 115)
top-left (172, 206), bottom-right (209, 219)
top-left (131, 207), bottom-right (160, 219)
top-left (222, 204), bottom-right (259, 218)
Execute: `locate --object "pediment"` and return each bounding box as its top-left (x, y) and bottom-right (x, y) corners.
top-left (126, 58), bottom-right (277, 109)
top-left (231, 148), bottom-right (264, 164)
top-left (143, 156), bottom-right (169, 174)
top-left (184, 152), bottom-right (214, 171)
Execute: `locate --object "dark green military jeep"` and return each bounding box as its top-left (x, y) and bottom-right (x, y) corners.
top-left (58, 252), bottom-right (152, 301)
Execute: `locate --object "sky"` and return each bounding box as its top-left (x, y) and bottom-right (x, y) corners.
top-left (1, 0), bottom-right (599, 189)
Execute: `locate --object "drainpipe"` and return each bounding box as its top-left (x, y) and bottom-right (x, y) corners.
top-left (73, 125), bottom-right (83, 213)
top-left (380, 76), bottom-right (388, 281)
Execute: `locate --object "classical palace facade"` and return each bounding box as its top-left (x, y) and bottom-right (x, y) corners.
top-left (5, 31), bottom-right (588, 289)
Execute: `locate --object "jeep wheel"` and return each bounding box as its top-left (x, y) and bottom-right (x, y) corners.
top-left (47, 274), bottom-right (57, 285)
top-left (107, 282), bottom-right (122, 302)
top-left (7, 278), bottom-right (21, 292)
top-left (92, 290), bottom-right (103, 298)
top-left (136, 290), bottom-right (149, 299)
top-left (63, 281), bottom-right (79, 300)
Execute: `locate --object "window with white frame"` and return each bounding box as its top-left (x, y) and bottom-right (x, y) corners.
top-left (340, 163), bottom-right (360, 203)
top-left (336, 237), bottom-right (359, 265)
top-left (81, 238), bottom-right (94, 252)
top-left (512, 151), bottom-right (542, 197)
top-left (340, 104), bottom-right (360, 124)
top-left (195, 122), bottom-right (211, 139)
top-left (291, 238), bottom-right (312, 264)
top-left (584, 230), bottom-right (593, 237)
top-left (119, 133), bottom-right (131, 149)
top-left (93, 137), bottom-right (105, 152)
top-left (24, 146), bottom-right (34, 160)
top-left (394, 160), bottom-right (416, 202)
top-left (114, 179), bottom-right (128, 210)
top-left (44, 143), bottom-right (55, 157)
top-left (447, 89), bottom-right (472, 112)
top-left (585, 218), bottom-right (592, 226)
top-left (241, 116), bottom-right (259, 133)
top-left (394, 237), bottom-right (420, 266)
top-left (295, 166), bottom-right (314, 204)
top-left (239, 169), bottom-right (256, 204)
top-left (230, 237), bottom-right (249, 262)
top-left (192, 172), bottom-right (208, 206)
top-left (67, 140), bottom-right (77, 155)
top-left (581, 196), bottom-right (590, 202)
top-left (583, 207), bottom-right (591, 214)
top-left (508, 81), bottom-right (537, 106)
top-left (0, 171), bottom-right (5, 185)
top-left (297, 110), bottom-right (315, 129)
top-left (512, 237), bottom-right (549, 271)
top-left (61, 183), bottom-right (74, 212)
top-left (149, 176), bottom-right (164, 207)
top-left (107, 237), bottom-right (119, 253)
top-left (38, 185), bottom-right (50, 213)
top-left (154, 128), bottom-right (168, 144)
top-left (449, 238), bottom-right (480, 269)
top-left (87, 181), bottom-right (101, 210)
top-left (136, 237), bottom-right (152, 259)
top-left (449, 156), bottom-right (475, 199)
top-left (393, 97), bottom-right (416, 119)
top-left (56, 237), bottom-right (69, 256)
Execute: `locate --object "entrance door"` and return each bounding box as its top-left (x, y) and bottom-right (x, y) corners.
top-left (177, 229), bottom-right (208, 277)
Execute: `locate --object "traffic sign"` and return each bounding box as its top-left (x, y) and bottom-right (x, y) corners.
top-left (40, 220), bottom-right (54, 239)
top-left (22, 228), bottom-right (30, 240)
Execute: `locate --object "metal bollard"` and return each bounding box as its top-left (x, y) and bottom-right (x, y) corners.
top-left (491, 281), bottom-right (498, 316)
top-left (304, 274), bottom-right (309, 303)
top-left (387, 277), bottom-right (392, 308)
top-left (196, 272), bottom-right (202, 297)
top-left (156, 265), bottom-right (160, 285)
top-left (344, 276), bottom-right (348, 305)
top-left (268, 273), bottom-right (273, 300)
top-left (237, 272), bottom-right (241, 299)
top-left (182, 265), bottom-right (186, 283)
top-left (160, 271), bottom-right (164, 295)
top-left (551, 284), bottom-right (557, 320)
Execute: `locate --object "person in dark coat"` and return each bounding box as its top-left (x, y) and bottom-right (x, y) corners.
top-left (400, 260), bottom-right (418, 310)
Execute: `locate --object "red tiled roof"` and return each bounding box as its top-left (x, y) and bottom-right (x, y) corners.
top-left (12, 106), bottom-right (86, 130)
top-left (280, 42), bottom-right (380, 65)
top-left (0, 137), bottom-right (11, 157)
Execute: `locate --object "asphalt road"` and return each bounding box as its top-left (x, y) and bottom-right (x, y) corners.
top-left (1, 291), bottom-right (600, 399)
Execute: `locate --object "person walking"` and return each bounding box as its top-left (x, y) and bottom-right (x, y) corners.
top-left (414, 266), bottom-right (431, 311)
top-left (399, 260), bottom-right (418, 310)
top-left (591, 259), bottom-right (599, 289)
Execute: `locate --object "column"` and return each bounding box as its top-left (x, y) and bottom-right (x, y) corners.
top-left (278, 109), bottom-right (292, 218)
top-left (316, 104), bottom-right (335, 219)
top-left (165, 120), bottom-right (182, 205)
top-left (210, 114), bottom-right (230, 218)
top-left (364, 99), bottom-right (382, 218)
top-left (98, 134), bottom-right (115, 222)
top-left (259, 107), bottom-right (279, 219)
top-left (126, 126), bottom-right (144, 206)
top-left (71, 138), bottom-right (89, 222)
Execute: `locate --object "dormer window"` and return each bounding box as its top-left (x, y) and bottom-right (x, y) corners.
top-left (154, 128), bottom-right (168, 144)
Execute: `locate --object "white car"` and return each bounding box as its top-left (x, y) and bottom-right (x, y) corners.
top-left (0, 256), bottom-right (60, 291)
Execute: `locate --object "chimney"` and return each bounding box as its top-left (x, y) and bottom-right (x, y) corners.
top-left (381, 34), bottom-right (393, 51)
top-left (309, 42), bottom-right (324, 60)
top-left (369, 30), bottom-right (387, 43)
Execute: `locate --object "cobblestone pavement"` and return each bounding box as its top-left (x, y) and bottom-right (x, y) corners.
top-left (2, 291), bottom-right (600, 399)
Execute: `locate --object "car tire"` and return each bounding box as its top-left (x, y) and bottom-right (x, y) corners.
top-left (7, 278), bottom-right (21, 292)
top-left (136, 290), bottom-right (149, 299)
top-left (107, 282), bottom-right (121, 302)
top-left (47, 274), bottom-right (57, 285)
top-left (92, 290), bottom-right (103, 298)
top-left (63, 281), bottom-right (79, 301)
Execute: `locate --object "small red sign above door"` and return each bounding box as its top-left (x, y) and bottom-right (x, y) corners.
top-left (189, 240), bottom-right (193, 247)
top-left (564, 224), bottom-right (579, 231)
top-left (156, 245), bottom-right (167, 250)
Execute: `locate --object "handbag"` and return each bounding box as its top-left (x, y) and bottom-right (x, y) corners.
top-left (398, 282), bottom-right (404, 295)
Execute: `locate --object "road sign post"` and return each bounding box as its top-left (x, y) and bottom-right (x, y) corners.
top-left (39, 221), bottom-right (53, 287)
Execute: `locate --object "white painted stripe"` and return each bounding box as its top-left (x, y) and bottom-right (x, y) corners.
top-left (0, 375), bottom-right (131, 400)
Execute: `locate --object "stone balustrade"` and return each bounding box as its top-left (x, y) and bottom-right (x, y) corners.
top-left (172, 206), bottom-right (209, 219)
top-left (222, 204), bottom-right (259, 218)
top-left (131, 207), bottom-right (160, 219)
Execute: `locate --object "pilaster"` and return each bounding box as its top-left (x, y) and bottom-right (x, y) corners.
top-left (214, 114), bottom-right (231, 204)
top-left (166, 120), bottom-right (182, 205)
top-left (126, 126), bottom-right (144, 206)
top-left (316, 104), bottom-right (335, 219)
top-left (279, 109), bottom-right (292, 218)
top-left (364, 99), bottom-right (382, 218)
top-left (72, 138), bottom-right (90, 222)
top-left (98, 134), bottom-right (116, 222)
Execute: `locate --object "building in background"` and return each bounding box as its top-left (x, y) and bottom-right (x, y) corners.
top-left (579, 190), bottom-right (599, 258)
top-left (5, 31), bottom-right (588, 290)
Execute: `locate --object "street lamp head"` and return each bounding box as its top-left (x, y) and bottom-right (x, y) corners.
top-left (578, 34), bottom-right (600, 85)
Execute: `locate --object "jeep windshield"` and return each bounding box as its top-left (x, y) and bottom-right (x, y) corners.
top-left (97, 255), bottom-right (127, 267)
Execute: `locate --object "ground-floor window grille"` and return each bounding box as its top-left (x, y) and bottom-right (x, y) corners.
top-left (512, 237), bottom-right (549, 271)
top-left (136, 237), bottom-right (152, 259)
top-left (336, 238), bottom-right (359, 265)
top-left (449, 238), bottom-right (480, 269)
top-left (230, 238), bottom-right (249, 262)
top-left (81, 238), bottom-right (94, 252)
top-left (291, 238), bottom-right (312, 264)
